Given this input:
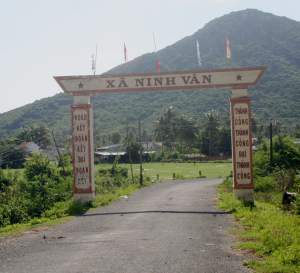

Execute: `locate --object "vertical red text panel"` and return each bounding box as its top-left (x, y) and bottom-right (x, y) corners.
top-left (71, 105), bottom-right (93, 193)
top-left (230, 97), bottom-right (254, 189)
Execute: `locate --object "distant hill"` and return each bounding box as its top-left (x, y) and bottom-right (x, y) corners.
top-left (1, 9), bottom-right (300, 142)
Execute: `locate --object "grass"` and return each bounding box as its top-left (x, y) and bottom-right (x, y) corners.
top-left (96, 162), bottom-right (232, 181)
top-left (0, 216), bottom-right (72, 238)
top-left (0, 183), bottom-right (142, 238)
top-left (218, 179), bottom-right (300, 273)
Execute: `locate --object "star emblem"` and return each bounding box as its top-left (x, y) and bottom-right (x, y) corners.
top-left (236, 75), bottom-right (243, 81)
top-left (78, 82), bottom-right (84, 88)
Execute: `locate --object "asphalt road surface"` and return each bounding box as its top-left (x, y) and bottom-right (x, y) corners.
top-left (0, 179), bottom-right (251, 273)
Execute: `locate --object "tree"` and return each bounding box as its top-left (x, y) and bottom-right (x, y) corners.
top-left (218, 127), bottom-right (231, 156)
top-left (125, 134), bottom-right (142, 163)
top-left (155, 108), bottom-right (197, 151)
top-left (155, 107), bottom-right (178, 148)
top-left (198, 111), bottom-right (220, 157)
top-left (111, 132), bottom-right (121, 144)
top-left (293, 124), bottom-right (300, 138)
top-left (176, 116), bottom-right (198, 151)
top-left (17, 125), bottom-right (51, 149)
top-left (254, 136), bottom-right (300, 190)
top-left (0, 144), bottom-right (26, 169)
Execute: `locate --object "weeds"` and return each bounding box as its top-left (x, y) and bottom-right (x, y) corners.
top-left (218, 180), bottom-right (300, 273)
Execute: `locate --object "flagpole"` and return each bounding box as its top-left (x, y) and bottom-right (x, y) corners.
top-left (196, 40), bottom-right (202, 67)
top-left (226, 38), bottom-right (232, 66)
top-left (91, 44), bottom-right (98, 75)
top-left (153, 32), bottom-right (161, 73)
top-left (95, 44), bottom-right (98, 74)
top-left (152, 32), bottom-right (158, 52)
top-left (124, 42), bottom-right (127, 63)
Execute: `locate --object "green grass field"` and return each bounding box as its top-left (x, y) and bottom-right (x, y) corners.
top-left (96, 162), bottom-right (232, 180)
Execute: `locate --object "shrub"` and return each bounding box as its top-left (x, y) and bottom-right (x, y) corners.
top-left (0, 170), bottom-right (13, 192)
top-left (95, 165), bottom-right (132, 194)
top-left (0, 206), bottom-right (10, 227)
top-left (0, 170), bottom-right (29, 227)
top-left (111, 166), bottom-right (128, 178)
top-left (292, 195), bottom-right (300, 215)
top-left (23, 154), bottom-right (72, 217)
top-left (255, 176), bottom-right (277, 192)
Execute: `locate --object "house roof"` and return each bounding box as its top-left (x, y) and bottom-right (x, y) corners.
top-left (95, 151), bottom-right (126, 156)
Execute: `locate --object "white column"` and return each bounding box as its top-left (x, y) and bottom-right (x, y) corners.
top-left (71, 96), bottom-right (95, 202)
top-left (230, 89), bottom-right (254, 202)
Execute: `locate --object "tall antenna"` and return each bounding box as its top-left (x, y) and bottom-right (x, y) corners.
top-left (91, 44), bottom-right (98, 75)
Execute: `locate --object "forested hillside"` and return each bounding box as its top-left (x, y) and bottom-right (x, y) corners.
top-left (1, 9), bottom-right (300, 142)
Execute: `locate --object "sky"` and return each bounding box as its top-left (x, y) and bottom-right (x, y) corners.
top-left (0, 0), bottom-right (299, 113)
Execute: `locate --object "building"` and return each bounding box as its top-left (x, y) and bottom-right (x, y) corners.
top-left (95, 142), bottom-right (162, 163)
top-left (19, 142), bottom-right (40, 154)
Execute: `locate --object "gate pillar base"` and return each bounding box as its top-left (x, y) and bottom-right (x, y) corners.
top-left (234, 189), bottom-right (254, 203)
top-left (74, 193), bottom-right (95, 203)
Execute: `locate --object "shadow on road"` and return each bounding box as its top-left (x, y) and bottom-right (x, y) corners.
top-left (80, 210), bottom-right (232, 217)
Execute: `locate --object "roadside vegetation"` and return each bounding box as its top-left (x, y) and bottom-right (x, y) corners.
top-left (0, 154), bottom-right (149, 237)
top-left (219, 136), bottom-right (300, 273)
top-left (0, 156), bottom-right (230, 236)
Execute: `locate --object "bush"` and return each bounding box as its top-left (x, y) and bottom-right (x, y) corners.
top-left (0, 170), bottom-right (29, 227)
top-left (254, 176), bottom-right (277, 192)
top-left (254, 137), bottom-right (300, 190)
top-left (111, 166), bottom-right (128, 178)
top-left (0, 170), bottom-right (13, 191)
top-left (292, 195), bottom-right (300, 215)
top-left (95, 165), bottom-right (132, 194)
top-left (23, 154), bottom-right (72, 217)
top-left (0, 206), bottom-right (10, 227)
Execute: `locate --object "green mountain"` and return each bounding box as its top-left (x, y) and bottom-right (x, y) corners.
top-left (1, 9), bottom-right (300, 142)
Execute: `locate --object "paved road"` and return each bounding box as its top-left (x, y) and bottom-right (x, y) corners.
top-left (0, 179), bottom-right (250, 273)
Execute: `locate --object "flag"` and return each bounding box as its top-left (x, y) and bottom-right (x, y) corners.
top-left (124, 43), bottom-right (127, 63)
top-left (156, 59), bottom-right (161, 73)
top-left (226, 38), bottom-right (231, 61)
top-left (196, 40), bottom-right (202, 67)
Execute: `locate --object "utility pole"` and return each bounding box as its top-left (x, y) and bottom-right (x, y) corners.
top-left (138, 119), bottom-right (143, 186)
top-left (208, 120), bottom-right (212, 159)
top-left (269, 120), bottom-right (273, 168)
top-left (126, 124), bottom-right (135, 183)
top-left (51, 130), bottom-right (66, 175)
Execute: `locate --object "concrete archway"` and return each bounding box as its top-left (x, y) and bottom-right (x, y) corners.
top-left (55, 66), bottom-right (266, 202)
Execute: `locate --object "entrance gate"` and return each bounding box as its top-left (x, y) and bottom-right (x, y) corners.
top-left (54, 66), bottom-right (266, 202)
